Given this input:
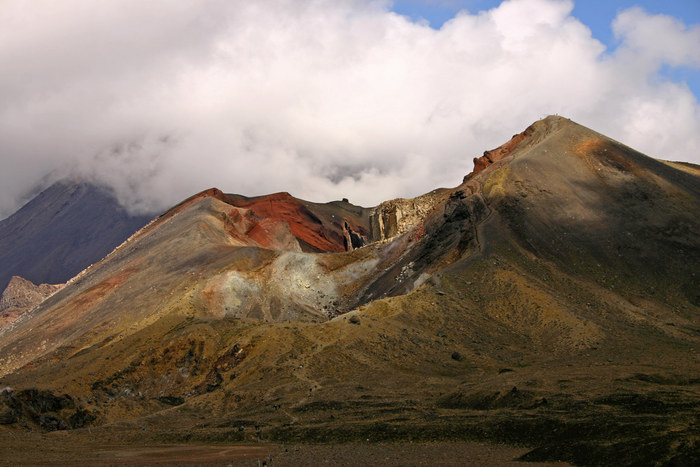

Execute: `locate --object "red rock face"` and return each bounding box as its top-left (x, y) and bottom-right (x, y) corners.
top-left (470, 126), bottom-right (535, 177)
top-left (137, 188), bottom-right (368, 253)
top-left (225, 192), bottom-right (368, 253)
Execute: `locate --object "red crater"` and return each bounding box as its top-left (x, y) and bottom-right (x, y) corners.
top-left (144, 188), bottom-right (370, 254)
top-left (225, 192), bottom-right (368, 253)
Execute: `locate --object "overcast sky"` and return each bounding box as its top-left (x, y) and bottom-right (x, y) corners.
top-left (1, 0), bottom-right (699, 218)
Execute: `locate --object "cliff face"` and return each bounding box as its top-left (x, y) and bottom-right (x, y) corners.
top-left (368, 189), bottom-right (448, 242)
top-left (467, 122), bottom-right (540, 178)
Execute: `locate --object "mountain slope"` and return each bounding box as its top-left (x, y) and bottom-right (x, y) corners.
top-left (0, 116), bottom-right (698, 465)
top-left (475, 116), bottom-right (699, 307)
top-left (0, 189), bottom-right (380, 376)
top-left (0, 181), bottom-right (154, 293)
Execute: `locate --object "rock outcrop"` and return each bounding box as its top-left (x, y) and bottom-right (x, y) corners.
top-left (342, 221), bottom-right (366, 251)
top-left (467, 124), bottom-right (536, 178)
top-left (225, 192), bottom-right (370, 253)
top-left (368, 189), bottom-right (447, 242)
top-left (0, 388), bottom-right (94, 430)
top-left (0, 276), bottom-right (62, 330)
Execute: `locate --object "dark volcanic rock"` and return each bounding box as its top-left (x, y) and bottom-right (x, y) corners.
top-left (0, 408), bottom-right (16, 424)
top-left (157, 396), bottom-right (185, 406)
top-left (0, 388), bottom-right (90, 431)
top-left (68, 408), bottom-right (96, 428)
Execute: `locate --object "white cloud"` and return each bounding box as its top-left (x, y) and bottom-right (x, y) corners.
top-left (613, 6), bottom-right (700, 68)
top-left (0, 0), bottom-right (698, 218)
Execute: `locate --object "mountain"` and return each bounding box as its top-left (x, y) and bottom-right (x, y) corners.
top-left (0, 181), bottom-right (154, 293)
top-left (0, 116), bottom-right (698, 465)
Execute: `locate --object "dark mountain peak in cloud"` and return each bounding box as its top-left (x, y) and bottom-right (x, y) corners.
top-left (0, 180), bottom-right (154, 293)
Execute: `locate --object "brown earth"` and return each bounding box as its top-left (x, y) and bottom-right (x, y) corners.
top-left (0, 434), bottom-right (572, 466)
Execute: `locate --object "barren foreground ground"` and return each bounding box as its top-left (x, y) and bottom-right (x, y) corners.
top-left (0, 437), bottom-right (571, 466)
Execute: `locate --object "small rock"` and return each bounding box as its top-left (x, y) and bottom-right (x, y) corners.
top-left (349, 315), bottom-right (360, 325)
top-left (451, 351), bottom-right (464, 361)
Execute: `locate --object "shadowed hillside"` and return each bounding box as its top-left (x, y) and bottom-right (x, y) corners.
top-left (0, 181), bottom-right (154, 293)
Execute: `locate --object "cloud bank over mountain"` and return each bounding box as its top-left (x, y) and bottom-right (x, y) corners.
top-left (1, 0), bottom-right (698, 217)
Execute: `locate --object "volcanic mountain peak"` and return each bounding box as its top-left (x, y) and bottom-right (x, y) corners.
top-left (466, 114), bottom-right (564, 179)
top-left (0, 179), bottom-right (153, 294)
top-left (1, 116), bottom-right (698, 464)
